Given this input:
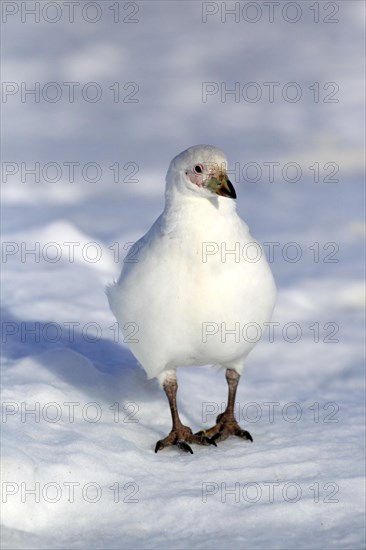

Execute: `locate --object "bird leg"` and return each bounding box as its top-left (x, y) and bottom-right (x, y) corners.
top-left (196, 368), bottom-right (253, 444)
top-left (155, 374), bottom-right (216, 454)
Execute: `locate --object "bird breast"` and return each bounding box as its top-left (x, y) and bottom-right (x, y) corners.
top-left (110, 199), bottom-right (276, 374)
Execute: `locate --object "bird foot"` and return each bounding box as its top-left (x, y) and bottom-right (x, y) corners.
top-left (196, 411), bottom-right (253, 444)
top-left (155, 424), bottom-right (217, 454)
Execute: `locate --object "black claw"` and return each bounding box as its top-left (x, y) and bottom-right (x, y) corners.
top-left (237, 429), bottom-right (253, 442)
top-left (176, 440), bottom-right (194, 454)
top-left (211, 432), bottom-right (222, 443)
top-left (155, 441), bottom-right (163, 453)
top-left (194, 432), bottom-right (217, 447)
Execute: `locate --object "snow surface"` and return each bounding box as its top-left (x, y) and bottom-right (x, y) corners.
top-left (1, 1), bottom-right (365, 549)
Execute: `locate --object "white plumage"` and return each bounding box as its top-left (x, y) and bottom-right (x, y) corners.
top-left (107, 145), bottom-right (276, 453)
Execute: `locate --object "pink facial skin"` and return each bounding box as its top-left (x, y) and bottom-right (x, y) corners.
top-left (186, 162), bottom-right (221, 188)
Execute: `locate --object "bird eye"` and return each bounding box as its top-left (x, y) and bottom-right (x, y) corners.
top-left (194, 164), bottom-right (203, 174)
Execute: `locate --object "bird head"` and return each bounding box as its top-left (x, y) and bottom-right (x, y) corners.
top-left (166, 145), bottom-right (236, 201)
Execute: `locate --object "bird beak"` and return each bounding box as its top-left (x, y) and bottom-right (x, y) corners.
top-left (206, 171), bottom-right (236, 199)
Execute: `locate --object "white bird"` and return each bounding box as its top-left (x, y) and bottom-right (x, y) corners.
top-left (107, 145), bottom-right (276, 454)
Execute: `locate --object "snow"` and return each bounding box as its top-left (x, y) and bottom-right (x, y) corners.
top-left (1, 1), bottom-right (365, 549)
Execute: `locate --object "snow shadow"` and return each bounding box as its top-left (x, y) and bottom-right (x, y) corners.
top-left (1, 308), bottom-right (160, 405)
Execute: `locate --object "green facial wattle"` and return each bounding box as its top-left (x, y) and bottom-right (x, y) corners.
top-left (206, 173), bottom-right (236, 199)
top-left (207, 177), bottom-right (221, 192)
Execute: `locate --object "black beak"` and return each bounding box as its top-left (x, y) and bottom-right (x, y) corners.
top-left (226, 179), bottom-right (236, 199)
top-left (207, 174), bottom-right (237, 199)
top-left (217, 178), bottom-right (236, 199)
